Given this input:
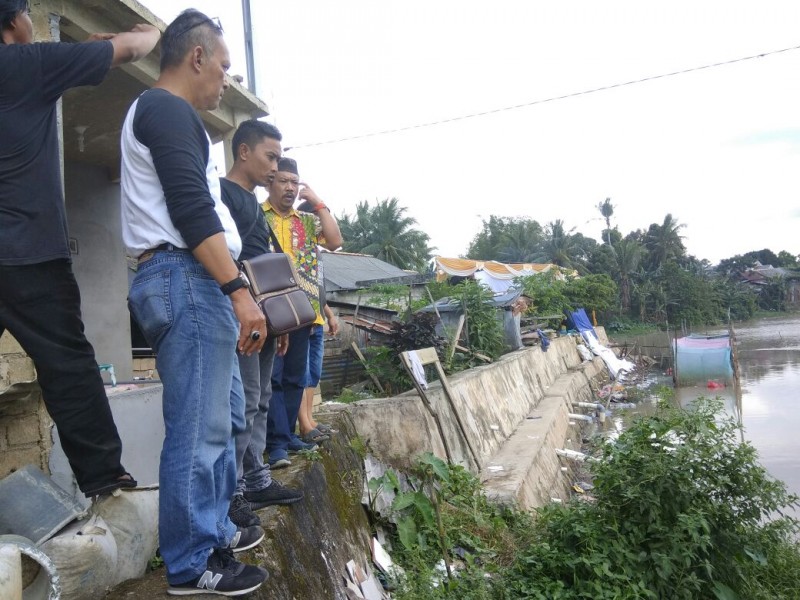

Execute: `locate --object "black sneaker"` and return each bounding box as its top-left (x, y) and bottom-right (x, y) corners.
top-left (227, 525), bottom-right (265, 553)
top-left (244, 480), bottom-right (304, 509)
top-left (167, 548), bottom-right (268, 596)
top-left (228, 494), bottom-right (260, 528)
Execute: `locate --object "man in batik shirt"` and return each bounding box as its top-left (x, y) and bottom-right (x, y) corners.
top-left (262, 157), bottom-right (342, 467)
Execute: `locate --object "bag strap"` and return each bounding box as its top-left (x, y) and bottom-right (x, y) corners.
top-left (264, 220), bottom-right (285, 254)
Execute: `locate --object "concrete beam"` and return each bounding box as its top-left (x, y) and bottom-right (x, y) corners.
top-left (51, 0), bottom-right (269, 133)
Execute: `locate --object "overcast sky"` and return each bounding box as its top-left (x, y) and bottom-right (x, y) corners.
top-left (141, 1), bottom-right (800, 265)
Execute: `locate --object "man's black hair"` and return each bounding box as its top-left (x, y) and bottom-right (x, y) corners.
top-left (160, 8), bottom-right (223, 71)
top-left (0, 0), bottom-right (28, 41)
top-left (231, 120), bottom-right (282, 163)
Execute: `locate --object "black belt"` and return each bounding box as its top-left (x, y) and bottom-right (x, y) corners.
top-left (138, 243), bottom-right (189, 263)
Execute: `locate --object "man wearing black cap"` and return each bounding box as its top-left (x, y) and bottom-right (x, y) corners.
top-left (0, 0), bottom-right (158, 498)
top-left (262, 157), bottom-right (342, 467)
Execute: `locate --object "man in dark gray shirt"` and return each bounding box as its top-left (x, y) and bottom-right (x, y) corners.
top-left (0, 0), bottom-right (158, 497)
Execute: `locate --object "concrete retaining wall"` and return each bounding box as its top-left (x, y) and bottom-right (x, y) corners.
top-left (342, 330), bottom-right (610, 509)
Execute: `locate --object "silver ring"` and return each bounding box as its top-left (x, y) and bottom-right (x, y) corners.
top-left (250, 331), bottom-right (261, 342)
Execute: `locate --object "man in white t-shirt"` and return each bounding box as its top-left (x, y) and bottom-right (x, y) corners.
top-left (120, 9), bottom-right (268, 597)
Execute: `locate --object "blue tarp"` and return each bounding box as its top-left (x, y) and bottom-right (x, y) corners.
top-left (565, 308), bottom-right (597, 339)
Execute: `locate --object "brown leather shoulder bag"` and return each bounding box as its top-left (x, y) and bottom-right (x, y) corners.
top-left (241, 226), bottom-right (317, 336)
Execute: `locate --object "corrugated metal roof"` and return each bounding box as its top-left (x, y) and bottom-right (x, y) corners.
top-left (321, 252), bottom-right (420, 291)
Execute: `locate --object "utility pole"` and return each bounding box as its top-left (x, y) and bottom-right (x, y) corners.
top-left (242, 0), bottom-right (256, 94)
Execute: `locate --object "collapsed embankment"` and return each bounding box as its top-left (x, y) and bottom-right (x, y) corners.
top-left (103, 332), bottom-right (610, 598)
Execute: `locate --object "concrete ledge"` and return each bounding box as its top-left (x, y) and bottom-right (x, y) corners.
top-left (345, 333), bottom-right (608, 477)
top-left (481, 394), bottom-right (572, 508)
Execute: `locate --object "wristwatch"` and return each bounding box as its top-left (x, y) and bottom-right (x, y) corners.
top-left (220, 271), bottom-right (251, 295)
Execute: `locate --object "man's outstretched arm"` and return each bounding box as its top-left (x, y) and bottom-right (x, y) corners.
top-left (90, 24), bottom-right (160, 67)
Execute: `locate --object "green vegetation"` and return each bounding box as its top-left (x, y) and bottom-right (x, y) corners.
top-left (337, 197), bottom-right (434, 271)
top-left (464, 207), bottom-right (799, 327)
top-left (359, 281), bottom-right (507, 395)
top-left (370, 400), bottom-right (800, 599)
top-left (333, 388), bottom-right (372, 403)
top-left (456, 279), bottom-right (506, 361)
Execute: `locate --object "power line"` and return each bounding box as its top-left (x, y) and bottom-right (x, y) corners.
top-left (284, 43), bottom-right (800, 151)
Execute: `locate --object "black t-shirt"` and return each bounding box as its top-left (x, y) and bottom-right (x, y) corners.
top-left (0, 41), bottom-right (113, 265)
top-left (219, 178), bottom-right (271, 260)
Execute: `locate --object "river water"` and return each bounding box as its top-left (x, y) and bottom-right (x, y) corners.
top-left (612, 314), bottom-right (800, 509)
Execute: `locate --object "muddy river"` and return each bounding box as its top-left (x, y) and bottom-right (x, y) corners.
top-left (612, 314), bottom-right (800, 509)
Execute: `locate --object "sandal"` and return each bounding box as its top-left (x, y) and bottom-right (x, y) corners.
top-left (83, 472), bottom-right (137, 498)
top-left (301, 428), bottom-right (330, 444)
top-left (314, 423), bottom-right (338, 435)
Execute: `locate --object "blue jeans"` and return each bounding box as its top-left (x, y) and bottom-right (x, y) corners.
top-left (304, 324), bottom-right (324, 388)
top-left (235, 339), bottom-right (275, 494)
top-left (266, 326), bottom-right (310, 461)
top-left (128, 249), bottom-right (242, 584)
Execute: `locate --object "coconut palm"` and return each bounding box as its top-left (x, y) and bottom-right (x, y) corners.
top-left (339, 198), bottom-right (434, 271)
top-left (497, 219), bottom-right (543, 263)
top-left (597, 197), bottom-right (615, 245)
top-left (644, 213), bottom-right (685, 271)
top-left (537, 220), bottom-right (582, 270)
top-left (612, 238), bottom-right (646, 313)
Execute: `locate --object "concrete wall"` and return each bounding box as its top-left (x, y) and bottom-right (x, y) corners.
top-left (64, 161), bottom-right (133, 381)
top-left (342, 331), bottom-right (608, 473)
top-left (50, 383), bottom-right (165, 503)
top-left (338, 330), bottom-right (611, 509)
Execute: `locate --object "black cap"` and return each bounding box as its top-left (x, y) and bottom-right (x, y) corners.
top-left (277, 157), bottom-right (298, 176)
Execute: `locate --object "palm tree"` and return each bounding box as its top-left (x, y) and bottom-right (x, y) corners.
top-left (497, 219), bottom-right (543, 263)
top-left (644, 213), bottom-right (686, 271)
top-left (537, 220), bottom-right (581, 270)
top-left (612, 238), bottom-right (645, 313)
top-left (340, 198), bottom-right (434, 270)
top-left (597, 198), bottom-right (615, 245)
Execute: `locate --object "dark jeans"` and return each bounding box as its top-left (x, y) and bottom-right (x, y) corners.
top-left (0, 259), bottom-right (126, 493)
top-left (266, 326), bottom-right (310, 461)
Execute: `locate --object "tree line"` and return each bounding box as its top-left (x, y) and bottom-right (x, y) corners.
top-left (338, 197), bottom-right (799, 326)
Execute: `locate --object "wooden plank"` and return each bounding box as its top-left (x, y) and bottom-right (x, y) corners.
top-left (400, 348), bottom-right (480, 470)
top-left (399, 351), bottom-right (453, 464)
top-left (448, 315), bottom-right (465, 361)
top-left (410, 347), bottom-right (440, 364)
top-left (454, 344), bottom-right (492, 363)
top-left (351, 342), bottom-right (385, 394)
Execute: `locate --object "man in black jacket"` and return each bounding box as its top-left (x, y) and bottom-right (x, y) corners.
top-left (0, 0), bottom-right (158, 497)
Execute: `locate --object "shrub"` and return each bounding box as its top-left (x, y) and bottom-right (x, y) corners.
top-left (370, 401), bottom-right (800, 599)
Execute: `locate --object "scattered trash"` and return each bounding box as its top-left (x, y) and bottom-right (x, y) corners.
top-left (489, 425), bottom-right (500, 431)
top-left (0, 465), bottom-right (86, 545)
top-left (487, 465), bottom-right (504, 473)
top-left (345, 558), bottom-right (389, 600)
top-left (572, 484), bottom-right (586, 494)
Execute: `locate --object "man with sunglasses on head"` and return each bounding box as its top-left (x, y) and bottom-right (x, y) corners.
top-left (120, 9), bottom-right (268, 596)
top-left (0, 2), bottom-right (158, 498)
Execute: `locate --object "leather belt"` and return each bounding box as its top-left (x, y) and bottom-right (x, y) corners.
top-left (138, 243), bottom-right (189, 264)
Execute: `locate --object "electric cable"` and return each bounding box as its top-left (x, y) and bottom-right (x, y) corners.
top-left (284, 43), bottom-right (800, 151)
